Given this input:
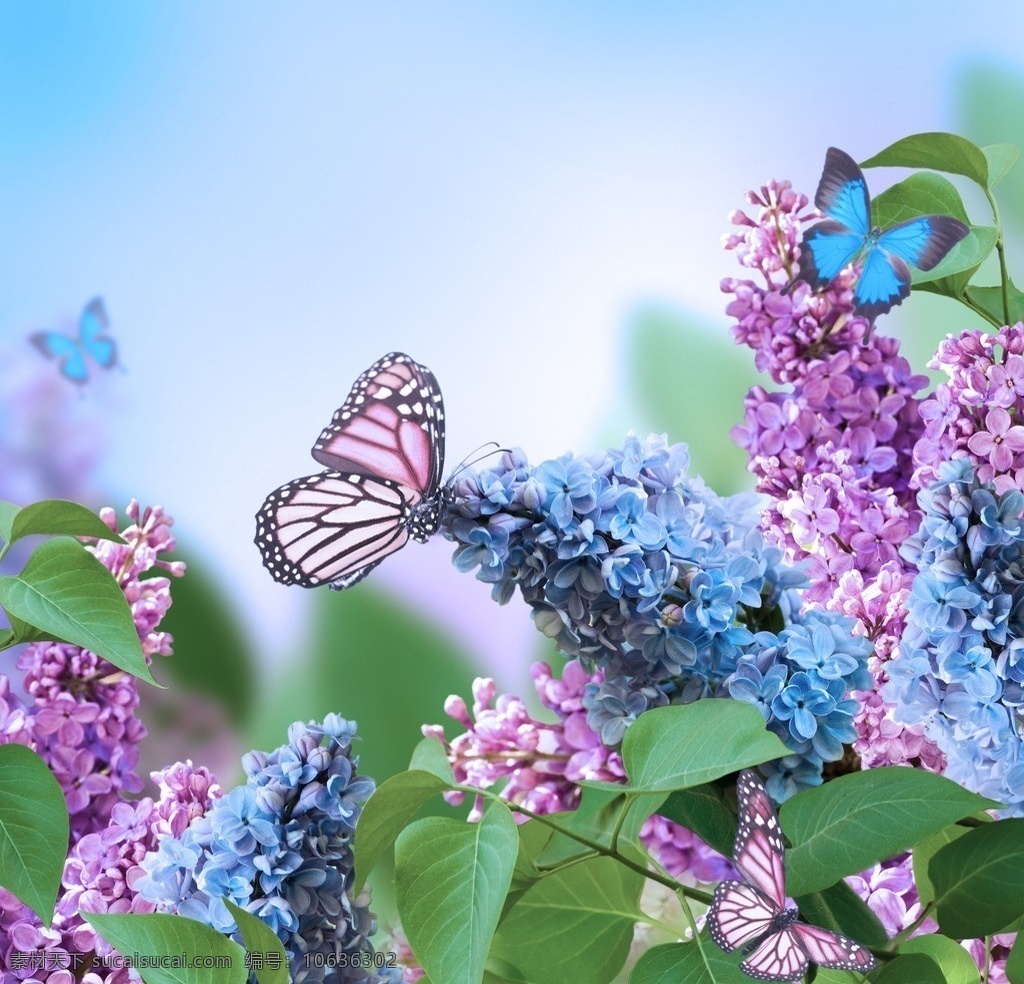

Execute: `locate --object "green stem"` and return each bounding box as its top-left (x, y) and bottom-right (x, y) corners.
top-left (984, 185), bottom-right (1011, 326)
top-left (485, 793), bottom-right (714, 906)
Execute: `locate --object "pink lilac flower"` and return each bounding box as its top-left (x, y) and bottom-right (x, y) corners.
top-left (426, 660), bottom-right (729, 882)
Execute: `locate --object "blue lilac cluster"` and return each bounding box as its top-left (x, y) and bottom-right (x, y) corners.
top-left (445, 435), bottom-right (873, 797)
top-left (887, 459), bottom-right (1024, 814)
top-left (138, 715), bottom-right (399, 983)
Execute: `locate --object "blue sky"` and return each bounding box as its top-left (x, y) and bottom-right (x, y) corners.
top-left (3, 1), bottom-right (1023, 682)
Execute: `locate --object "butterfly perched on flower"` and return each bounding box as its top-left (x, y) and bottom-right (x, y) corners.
top-left (30, 297), bottom-right (118, 385)
top-left (708, 770), bottom-right (877, 981)
top-left (797, 147), bottom-right (969, 322)
top-left (255, 351), bottom-right (447, 590)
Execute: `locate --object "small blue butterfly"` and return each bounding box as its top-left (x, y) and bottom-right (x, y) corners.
top-left (30, 297), bottom-right (118, 385)
top-left (797, 147), bottom-right (969, 322)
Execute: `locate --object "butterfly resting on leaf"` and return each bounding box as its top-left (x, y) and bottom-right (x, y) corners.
top-left (708, 770), bottom-right (878, 982)
top-left (255, 352), bottom-right (448, 591)
top-left (796, 147), bottom-right (969, 322)
top-left (31, 297), bottom-right (118, 385)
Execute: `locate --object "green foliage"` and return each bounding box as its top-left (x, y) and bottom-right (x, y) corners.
top-left (84, 912), bottom-right (248, 984)
top-left (629, 936), bottom-right (749, 984)
top-left (0, 744), bottom-right (69, 926)
top-left (901, 936), bottom-right (981, 984)
top-left (489, 855), bottom-right (644, 984)
top-left (929, 818), bottom-right (1024, 938)
top-left (0, 498), bottom-right (124, 546)
top-left (614, 700), bottom-right (790, 793)
top-left (656, 784), bottom-right (736, 859)
top-left (780, 767), bottom-right (995, 896)
top-left (157, 545), bottom-right (256, 726)
top-left (223, 900), bottom-right (290, 984)
top-left (872, 953), bottom-right (947, 984)
top-left (0, 536), bottom-right (155, 684)
top-left (395, 802), bottom-right (518, 984)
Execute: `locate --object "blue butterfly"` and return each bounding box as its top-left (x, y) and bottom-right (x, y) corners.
top-left (797, 147), bottom-right (969, 322)
top-left (30, 297), bottom-right (118, 385)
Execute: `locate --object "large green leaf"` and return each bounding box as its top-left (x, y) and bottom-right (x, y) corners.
top-left (862, 133), bottom-right (991, 189)
top-left (656, 783), bottom-right (736, 860)
top-left (964, 280), bottom-right (1024, 327)
top-left (983, 144), bottom-right (1021, 191)
top-left (616, 701), bottom-right (789, 793)
top-left (85, 912), bottom-right (248, 984)
top-left (629, 936), bottom-right (749, 984)
top-left (781, 768), bottom-right (995, 896)
top-left (396, 802), bottom-right (518, 984)
top-left (872, 954), bottom-right (947, 984)
top-left (6, 500), bottom-right (124, 546)
top-left (488, 855), bottom-right (644, 984)
top-left (0, 538), bottom-right (156, 685)
top-left (901, 936), bottom-right (980, 984)
top-left (1007, 928), bottom-right (1024, 984)
top-left (222, 900), bottom-right (290, 984)
top-left (0, 744), bottom-right (69, 926)
top-left (912, 824), bottom-right (971, 908)
top-left (930, 818), bottom-right (1024, 938)
top-left (155, 546), bottom-right (255, 725)
top-left (355, 768), bottom-right (454, 894)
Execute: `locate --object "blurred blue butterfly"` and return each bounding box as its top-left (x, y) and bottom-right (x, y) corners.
top-left (31, 297), bottom-right (117, 385)
top-left (797, 147), bottom-right (969, 322)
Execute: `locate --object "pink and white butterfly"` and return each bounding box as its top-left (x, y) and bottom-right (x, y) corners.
top-left (255, 351), bottom-right (446, 590)
top-left (708, 770), bottom-right (877, 982)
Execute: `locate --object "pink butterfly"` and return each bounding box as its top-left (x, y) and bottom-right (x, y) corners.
top-left (708, 770), bottom-right (878, 982)
top-left (255, 352), bottom-right (446, 590)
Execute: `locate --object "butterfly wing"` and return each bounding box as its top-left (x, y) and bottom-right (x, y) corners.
top-left (78, 297), bottom-right (117, 369)
top-left (815, 148), bottom-right (871, 237)
top-left (797, 221), bottom-right (865, 288)
top-left (877, 215), bottom-right (969, 272)
top-left (708, 880), bottom-right (780, 953)
top-left (311, 351), bottom-right (445, 496)
top-left (255, 470), bottom-right (417, 589)
top-left (852, 245), bottom-right (911, 323)
top-left (30, 332), bottom-right (89, 384)
top-left (738, 928), bottom-right (810, 982)
top-left (732, 770), bottom-right (788, 907)
top-left (790, 922), bottom-right (877, 974)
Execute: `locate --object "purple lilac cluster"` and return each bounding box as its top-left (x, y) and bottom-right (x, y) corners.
top-left (723, 179), bottom-right (945, 773)
top-left (137, 716), bottom-right (398, 984)
top-left (0, 503), bottom-right (194, 983)
top-left (886, 459), bottom-right (1024, 812)
top-left (444, 438), bottom-right (872, 794)
top-left (425, 659), bottom-right (735, 884)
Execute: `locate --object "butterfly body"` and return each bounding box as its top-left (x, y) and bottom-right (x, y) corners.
top-left (797, 147), bottom-right (969, 322)
top-left (708, 771), bottom-right (877, 982)
top-left (31, 297), bottom-right (117, 384)
top-left (255, 352), bottom-right (447, 590)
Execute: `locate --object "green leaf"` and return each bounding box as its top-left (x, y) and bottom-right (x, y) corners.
top-left (223, 899), bottom-right (290, 984)
top-left (912, 825), bottom-right (971, 908)
top-left (410, 735), bottom-right (457, 784)
top-left (872, 172), bottom-right (970, 226)
top-left (1007, 927), bottom-right (1024, 984)
top-left (629, 937), bottom-right (749, 984)
top-left (396, 802), bottom-right (518, 984)
top-left (501, 820), bottom-right (550, 920)
top-left (902, 936), bottom-right (981, 984)
top-left (0, 744), bottom-right (69, 926)
top-left (6, 612), bottom-right (71, 646)
top-left (862, 132), bottom-right (991, 189)
top-left (964, 280), bottom-right (1024, 327)
top-left (983, 144), bottom-right (1021, 190)
top-left (792, 880), bottom-right (888, 947)
top-left (155, 547), bottom-right (255, 726)
top-left (9, 500), bottom-right (124, 546)
top-left (0, 629), bottom-right (12, 650)
top-left (0, 538), bottom-right (156, 685)
top-left (355, 769), bottom-right (453, 894)
top-left (0, 501), bottom-right (19, 544)
top-left (489, 855), bottom-right (644, 984)
top-left (781, 767), bottom-right (995, 896)
top-left (930, 818), bottom-right (1024, 938)
top-left (84, 912), bottom-right (248, 984)
top-left (656, 784), bottom-right (736, 860)
top-left (873, 953), bottom-right (947, 984)
top-left (616, 701), bottom-right (790, 793)
top-left (911, 226), bottom-right (997, 290)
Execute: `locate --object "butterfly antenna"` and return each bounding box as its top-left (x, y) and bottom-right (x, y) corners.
top-left (446, 442), bottom-right (508, 484)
